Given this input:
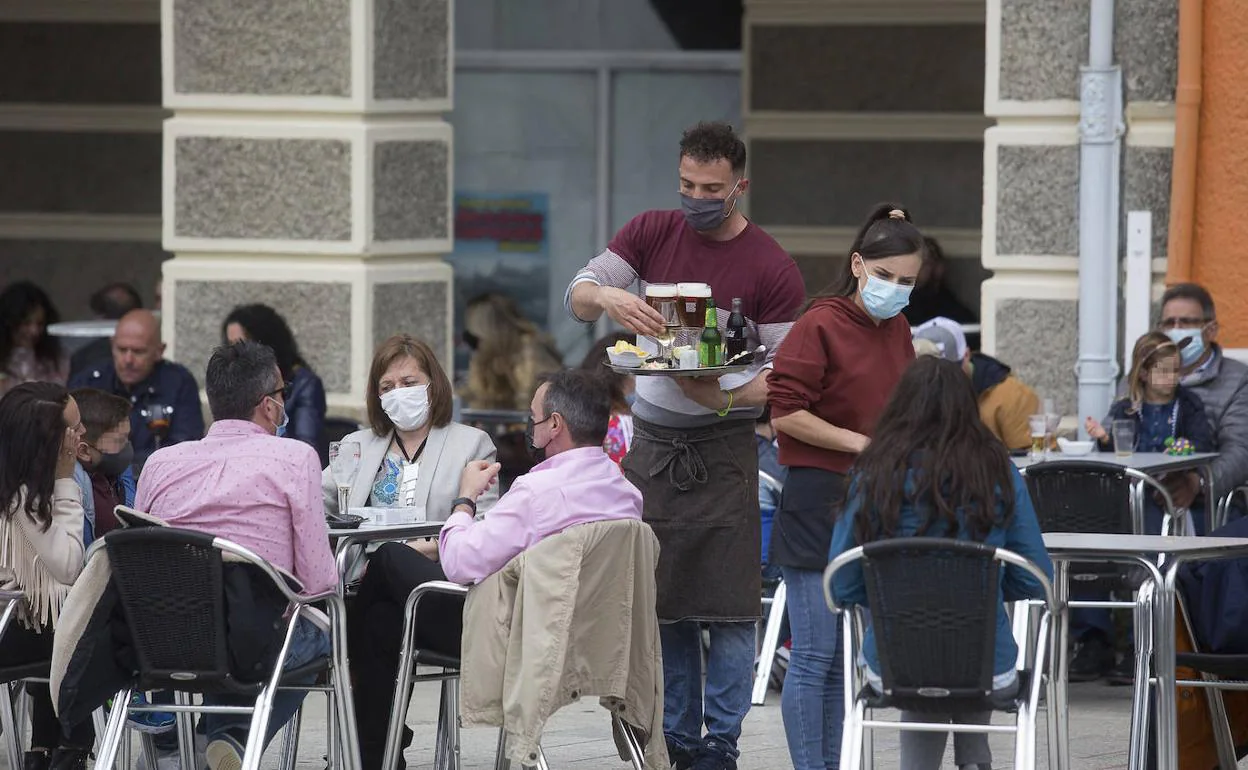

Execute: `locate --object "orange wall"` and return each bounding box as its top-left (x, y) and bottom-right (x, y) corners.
top-left (1191, 0), bottom-right (1248, 346)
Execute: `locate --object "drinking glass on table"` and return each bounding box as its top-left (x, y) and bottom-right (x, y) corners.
top-left (1028, 415), bottom-right (1047, 462)
top-left (644, 283), bottom-right (681, 361)
top-left (1112, 420), bottom-right (1137, 458)
top-left (328, 440), bottom-right (362, 515)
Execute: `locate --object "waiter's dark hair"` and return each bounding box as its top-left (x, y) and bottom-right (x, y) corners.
top-left (538, 369), bottom-right (611, 448)
top-left (806, 203), bottom-right (925, 308)
top-left (679, 122), bottom-right (747, 173)
top-left (847, 356), bottom-right (1015, 546)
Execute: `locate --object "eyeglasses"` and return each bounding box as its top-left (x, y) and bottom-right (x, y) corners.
top-left (265, 383), bottom-right (292, 401)
top-left (1159, 316), bottom-right (1210, 330)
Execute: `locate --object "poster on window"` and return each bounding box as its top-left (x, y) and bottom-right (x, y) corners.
top-left (447, 192), bottom-right (550, 378)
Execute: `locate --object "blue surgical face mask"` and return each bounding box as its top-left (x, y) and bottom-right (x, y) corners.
top-left (857, 259), bottom-right (913, 320)
top-left (268, 396), bottom-right (289, 437)
top-left (1166, 327), bottom-right (1206, 366)
top-left (624, 391), bottom-right (637, 407)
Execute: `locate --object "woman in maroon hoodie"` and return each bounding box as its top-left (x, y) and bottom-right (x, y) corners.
top-left (768, 203), bottom-right (922, 770)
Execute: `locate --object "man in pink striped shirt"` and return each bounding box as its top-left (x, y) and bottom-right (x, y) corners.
top-left (135, 341), bottom-right (333, 770)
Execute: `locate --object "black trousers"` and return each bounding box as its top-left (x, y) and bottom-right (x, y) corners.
top-left (1, 622), bottom-right (93, 750)
top-left (347, 543), bottom-right (464, 770)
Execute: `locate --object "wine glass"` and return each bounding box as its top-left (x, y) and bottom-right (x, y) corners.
top-left (328, 440), bottom-right (361, 515)
top-left (644, 283), bottom-right (681, 362)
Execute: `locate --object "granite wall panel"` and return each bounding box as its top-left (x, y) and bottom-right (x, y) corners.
top-left (1123, 146), bottom-right (1171, 259)
top-left (171, 0), bottom-right (351, 97)
top-left (372, 281), bottom-right (449, 365)
top-left (999, 0), bottom-right (1088, 102)
top-left (996, 145), bottom-right (1079, 255)
top-left (373, 141), bottom-right (449, 241)
top-left (374, 0), bottom-right (450, 101)
top-left (1116, 0), bottom-right (1178, 103)
top-left (995, 298), bottom-right (1078, 414)
top-left (174, 280), bottom-right (352, 392)
top-left (173, 137), bottom-right (352, 241)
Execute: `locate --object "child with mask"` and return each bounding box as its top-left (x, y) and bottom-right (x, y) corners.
top-left (1074, 332), bottom-right (1216, 686)
top-left (1086, 331), bottom-right (1215, 533)
top-left (767, 203), bottom-right (922, 770)
top-left (70, 387), bottom-right (136, 541)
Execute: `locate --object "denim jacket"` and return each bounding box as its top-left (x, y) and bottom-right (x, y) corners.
top-left (828, 464), bottom-right (1053, 681)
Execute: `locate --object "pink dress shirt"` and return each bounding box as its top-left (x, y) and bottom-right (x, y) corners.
top-left (135, 420), bottom-right (336, 595)
top-left (438, 446), bottom-right (642, 585)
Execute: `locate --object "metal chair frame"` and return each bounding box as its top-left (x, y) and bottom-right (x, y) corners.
top-left (92, 530), bottom-right (361, 770)
top-left (824, 540), bottom-right (1060, 770)
top-left (382, 575), bottom-right (652, 770)
top-left (1017, 464), bottom-right (1177, 647)
top-left (751, 470), bottom-right (787, 706)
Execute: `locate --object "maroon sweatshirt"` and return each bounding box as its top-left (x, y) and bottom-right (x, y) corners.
top-left (768, 296), bottom-right (915, 474)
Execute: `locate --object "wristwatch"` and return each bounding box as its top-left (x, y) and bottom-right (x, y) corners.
top-left (451, 497), bottom-right (477, 516)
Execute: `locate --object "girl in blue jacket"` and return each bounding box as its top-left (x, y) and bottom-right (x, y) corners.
top-left (829, 356), bottom-right (1053, 770)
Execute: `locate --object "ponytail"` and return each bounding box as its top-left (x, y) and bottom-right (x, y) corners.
top-left (804, 202), bottom-right (926, 311)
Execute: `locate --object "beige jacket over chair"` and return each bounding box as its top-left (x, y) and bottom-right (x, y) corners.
top-left (460, 517), bottom-right (668, 769)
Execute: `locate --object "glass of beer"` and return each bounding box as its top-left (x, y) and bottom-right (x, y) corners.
top-left (1028, 414), bottom-right (1047, 462)
top-left (677, 282), bottom-right (712, 334)
top-left (645, 283), bottom-right (680, 360)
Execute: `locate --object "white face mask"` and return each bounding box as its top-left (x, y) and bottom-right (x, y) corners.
top-left (380, 384), bottom-right (431, 432)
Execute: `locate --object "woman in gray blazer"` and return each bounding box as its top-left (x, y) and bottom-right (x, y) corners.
top-left (322, 335), bottom-right (498, 528)
top-left (337, 334), bottom-right (503, 769)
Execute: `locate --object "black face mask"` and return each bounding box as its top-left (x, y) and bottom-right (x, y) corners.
top-left (463, 330), bottom-right (480, 351)
top-left (88, 441), bottom-right (134, 478)
top-left (525, 415), bottom-right (552, 463)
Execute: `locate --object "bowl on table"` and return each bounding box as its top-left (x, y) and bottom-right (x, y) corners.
top-left (1056, 438), bottom-right (1096, 457)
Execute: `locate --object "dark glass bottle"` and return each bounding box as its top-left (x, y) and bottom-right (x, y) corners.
top-left (725, 297), bottom-right (747, 359)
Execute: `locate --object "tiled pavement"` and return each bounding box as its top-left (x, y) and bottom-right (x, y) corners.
top-left (274, 679), bottom-right (1149, 769)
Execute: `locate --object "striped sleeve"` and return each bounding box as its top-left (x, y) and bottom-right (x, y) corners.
top-left (563, 249), bottom-right (638, 322)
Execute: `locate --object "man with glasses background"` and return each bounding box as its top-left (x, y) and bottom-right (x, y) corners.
top-left (1158, 283), bottom-right (1248, 516)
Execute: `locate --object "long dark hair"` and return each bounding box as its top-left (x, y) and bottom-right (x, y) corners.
top-left (0, 281), bottom-right (62, 369)
top-left (578, 332), bottom-right (634, 413)
top-left (0, 382), bottom-right (71, 530)
top-left (849, 356), bottom-right (1015, 545)
top-left (221, 304), bottom-right (307, 383)
top-left (807, 202), bottom-right (925, 309)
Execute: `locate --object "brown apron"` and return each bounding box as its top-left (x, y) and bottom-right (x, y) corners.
top-left (622, 417), bottom-right (760, 623)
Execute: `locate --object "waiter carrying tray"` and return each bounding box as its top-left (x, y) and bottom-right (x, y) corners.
top-left (564, 121), bottom-right (804, 770)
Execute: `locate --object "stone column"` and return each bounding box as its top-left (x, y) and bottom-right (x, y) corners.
top-left (982, 0), bottom-right (1176, 414)
top-left (160, 0), bottom-right (453, 417)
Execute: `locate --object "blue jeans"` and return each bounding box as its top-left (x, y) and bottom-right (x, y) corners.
top-left (661, 620), bottom-right (756, 760)
top-left (203, 616), bottom-right (331, 746)
top-left (780, 567), bottom-right (843, 770)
